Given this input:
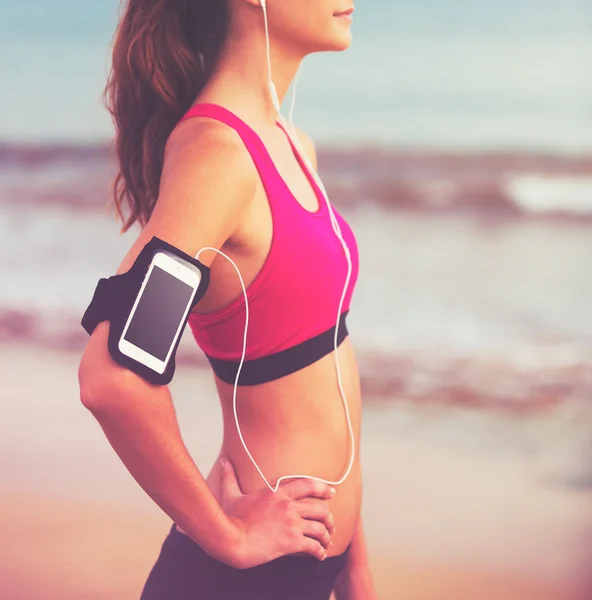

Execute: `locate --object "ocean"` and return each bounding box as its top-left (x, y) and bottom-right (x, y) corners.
top-left (0, 0), bottom-right (591, 152)
top-left (1, 0), bottom-right (591, 408)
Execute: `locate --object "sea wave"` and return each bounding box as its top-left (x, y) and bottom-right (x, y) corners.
top-left (1, 141), bottom-right (592, 220)
top-left (1, 306), bottom-right (589, 414)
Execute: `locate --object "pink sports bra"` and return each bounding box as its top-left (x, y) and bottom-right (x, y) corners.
top-left (177, 103), bottom-right (360, 385)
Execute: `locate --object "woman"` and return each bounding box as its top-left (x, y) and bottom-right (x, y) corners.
top-left (77, 0), bottom-right (376, 598)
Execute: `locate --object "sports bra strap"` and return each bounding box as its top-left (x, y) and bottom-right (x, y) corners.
top-left (178, 103), bottom-right (279, 184)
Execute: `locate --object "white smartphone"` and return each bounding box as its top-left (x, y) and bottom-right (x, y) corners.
top-left (118, 251), bottom-right (202, 374)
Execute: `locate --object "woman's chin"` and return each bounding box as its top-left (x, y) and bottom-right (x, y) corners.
top-left (316, 33), bottom-right (352, 53)
top-left (331, 31), bottom-right (353, 52)
top-left (334, 39), bottom-right (353, 52)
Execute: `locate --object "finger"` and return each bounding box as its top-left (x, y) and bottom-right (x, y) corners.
top-left (298, 536), bottom-right (327, 562)
top-left (301, 519), bottom-right (332, 549)
top-left (283, 478), bottom-right (336, 501)
top-left (295, 502), bottom-right (335, 534)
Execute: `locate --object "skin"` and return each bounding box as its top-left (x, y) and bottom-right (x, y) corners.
top-left (78, 0), bottom-right (376, 597)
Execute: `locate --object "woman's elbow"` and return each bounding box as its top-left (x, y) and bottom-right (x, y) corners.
top-left (77, 346), bottom-right (135, 414)
top-left (78, 360), bottom-right (126, 413)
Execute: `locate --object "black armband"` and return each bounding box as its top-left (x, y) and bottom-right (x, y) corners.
top-left (81, 235), bottom-right (210, 386)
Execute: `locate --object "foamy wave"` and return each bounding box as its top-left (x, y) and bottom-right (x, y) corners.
top-left (504, 174), bottom-right (592, 216)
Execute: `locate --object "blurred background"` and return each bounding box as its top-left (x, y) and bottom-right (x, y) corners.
top-left (1, 0), bottom-right (592, 598)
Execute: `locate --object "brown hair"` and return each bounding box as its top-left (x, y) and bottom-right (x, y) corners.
top-left (104, 0), bottom-right (229, 233)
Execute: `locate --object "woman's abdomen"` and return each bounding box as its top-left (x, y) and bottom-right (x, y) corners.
top-left (205, 337), bottom-right (363, 557)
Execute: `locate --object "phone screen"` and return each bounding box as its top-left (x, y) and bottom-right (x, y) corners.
top-left (123, 265), bottom-right (196, 362)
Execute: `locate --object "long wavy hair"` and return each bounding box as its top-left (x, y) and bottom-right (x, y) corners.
top-left (104, 0), bottom-right (229, 234)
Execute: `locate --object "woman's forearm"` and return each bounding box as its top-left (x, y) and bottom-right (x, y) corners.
top-left (80, 374), bottom-right (237, 562)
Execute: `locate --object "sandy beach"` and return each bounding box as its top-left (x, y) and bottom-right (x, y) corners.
top-left (2, 342), bottom-right (591, 599)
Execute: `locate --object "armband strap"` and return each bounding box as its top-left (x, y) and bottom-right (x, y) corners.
top-left (80, 235), bottom-right (210, 385)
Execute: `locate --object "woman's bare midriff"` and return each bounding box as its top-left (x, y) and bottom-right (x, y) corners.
top-left (177, 336), bottom-right (362, 560)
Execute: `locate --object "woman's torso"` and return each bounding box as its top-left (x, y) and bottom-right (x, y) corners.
top-left (177, 100), bottom-right (363, 557)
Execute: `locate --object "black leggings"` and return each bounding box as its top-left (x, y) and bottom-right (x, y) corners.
top-left (140, 523), bottom-right (351, 600)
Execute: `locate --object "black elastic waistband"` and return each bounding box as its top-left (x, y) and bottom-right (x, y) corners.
top-left (206, 310), bottom-right (349, 386)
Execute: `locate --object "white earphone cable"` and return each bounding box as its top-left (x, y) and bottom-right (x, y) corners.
top-left (195, 0), bottom-right (355, 493)
top-left (261, 0), bottom-right (281, 114)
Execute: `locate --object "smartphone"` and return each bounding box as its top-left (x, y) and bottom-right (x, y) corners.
top-left (118, 251), bottom-right (202, 374)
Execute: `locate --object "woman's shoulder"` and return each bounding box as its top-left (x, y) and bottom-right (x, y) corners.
top-left (165, 114), bottom-right (246, 164)
top-left (159, 114), bottom-right (258, 212)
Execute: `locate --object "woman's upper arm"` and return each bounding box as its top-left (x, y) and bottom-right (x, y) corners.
top-left (78, 120), bottom-right (257, 401)
top-left (120, 120), bottom-right (257, 272)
